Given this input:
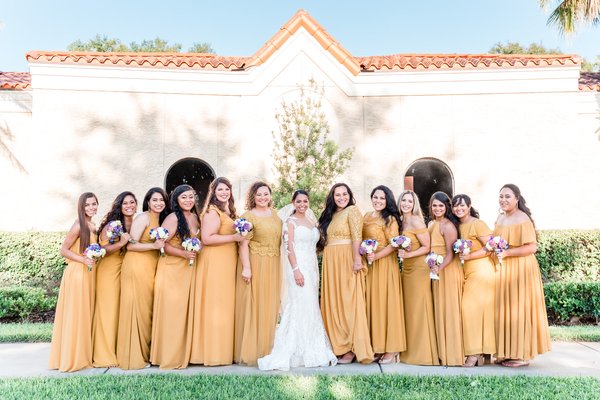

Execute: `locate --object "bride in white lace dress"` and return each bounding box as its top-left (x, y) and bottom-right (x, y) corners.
top-left (258, 190), bottom-right (337, 371)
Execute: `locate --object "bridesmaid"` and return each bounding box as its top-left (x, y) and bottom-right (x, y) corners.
top-left (116, 187), bottom-right (169, 370)
top-left (318, 183), bottom-right (373, 364)
top-left (92, 191), bottom-right (136, 367)
top-left (452, 194), bottom-right (496, 367)
top-left (362, 185), bottom-right (406, 364)
top-left (150, 184), bottom-right (200, 369)
top-left (494, 184), bottom-right (551, 367)
top-left (428, 191), bottom-right (464, 366)
top-left (397, 190), bottom-right (439, 366)
top-left (191, 177), bottom-right (243, 366)
top-left (49, 192), bottom-right (99, 372)
top-left (234, 181), bottom-right (282, 366)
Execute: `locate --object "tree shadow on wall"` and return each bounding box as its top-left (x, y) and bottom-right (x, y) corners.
top-left (0, 120), bottom-right (28, 174)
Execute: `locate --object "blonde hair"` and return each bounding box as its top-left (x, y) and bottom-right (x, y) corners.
top-left (397, 190), bottom-right (425, 223)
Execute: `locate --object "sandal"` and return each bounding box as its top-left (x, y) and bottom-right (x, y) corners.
top-left (463, 355), bottom-right (484, 367)
top-left (501, 359), bottom-right (529, 368)
top-left (378, 352), bottom-right (399, 364)
top-left (337, 352), bottom-right (356, 365)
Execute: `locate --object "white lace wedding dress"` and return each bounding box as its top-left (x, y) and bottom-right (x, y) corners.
top-left (257, 219), bottom-right (337, 371)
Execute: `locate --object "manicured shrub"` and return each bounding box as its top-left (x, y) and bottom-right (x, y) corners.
top-left (0, 286), bottom-right (55, 319)
top-left (544, 282), bottom-right (600, 323)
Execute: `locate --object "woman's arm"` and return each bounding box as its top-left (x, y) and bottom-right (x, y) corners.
top-left (127, 213), bottom-right (164, 252)
top-left (99, 225), bottom-right (131, 256)
top-left (162, 214), bottom-right (196, 261)
top-left (60, 221), bottom-right (93, 267)
top-left (200, 209), bottom-right (242, 245)
top-left (286, 221), bottom-right (305, 287)
top-left (439, 220), bottom-right (458, 271)
top-left (499, 242), bottom-right (537, 258)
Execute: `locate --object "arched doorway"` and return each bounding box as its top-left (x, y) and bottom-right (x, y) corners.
top-left (404, 158), bottom-right (454, 222)
top-left (165, 158), bottom-right (215, 208)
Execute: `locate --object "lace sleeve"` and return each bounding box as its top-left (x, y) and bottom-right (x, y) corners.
top-left (284, 217), bottom-right (297, 255)
top-left (348, 206), bottom-right (363, 241)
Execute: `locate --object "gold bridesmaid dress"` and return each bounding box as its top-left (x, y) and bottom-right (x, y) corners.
top-left (150, 232), bottom-right (197, 369)
top-left (190, 206), bottom-right (238, 366)
top-left (92, 237), bottom-right (124, 367)
top-left (116, 212), bottom-right (160, 369)
top-left (320, 206), bottom-right (374, 364)
top-left (399, 227), bottom-right (439, 365)
top-left (460, 220), bottom-right (496, 357)
top-left (49, 237), bottom-right (96, 372)
top-left (363, 213), bottom-right (406, 355)
top-left (494, 221), bottom-right (551, 361)
top-left (430, 220), bottom-right (464, 366)
top-left (234, 210), bottom-right (282, 366)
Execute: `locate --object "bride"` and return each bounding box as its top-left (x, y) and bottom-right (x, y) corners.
top-left (258, 190), bottom-right (337, 371)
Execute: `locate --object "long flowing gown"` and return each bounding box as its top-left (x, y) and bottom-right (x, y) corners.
top-left (430, 220), bottom-right (465, 366)
top-left (150, 232), bottom-right (197, 369)
top-left (460, 219), bottom-right (496, 357)
top-left (399, 227), bottom-right (439, 365)
top-left (92, 236), bottom-right (123, 367)
top-left (49, 237), bottom-right (96, 372)
top-left (494, 220), bottom-right (551, 361)
top-left (258, 219), bottom-right (338, 371)
top-left (190, 206), bottom-right (238, 366)
top-left (320, 205), bottom-right (374, 364)
top-left (116, 212), bottom-right (160, 370)
top-left (363, 213), bottom-right (406, 355)
top-left (234, 210), bottom-right (282, 366)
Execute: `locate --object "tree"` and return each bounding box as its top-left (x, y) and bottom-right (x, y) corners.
top-left (188, 42), bottom-right (215, 54)
top-left (271, 79), bottom-right (354, 215)
top-left (129, 38), bottom-right (181, 52)
top-left (68, 35), bottom-right (128, 52)
top-left (67, 35), bottom-right (215, 53)
top-left (540, 0), bottom-right (600, 34)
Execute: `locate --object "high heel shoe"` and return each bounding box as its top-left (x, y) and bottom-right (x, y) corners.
top-left (463, 354), bottom-right (484, 368)
top-left (337, 352), bottom-right (356, 365)
top-left (378, 352), bottom-right (399, 364)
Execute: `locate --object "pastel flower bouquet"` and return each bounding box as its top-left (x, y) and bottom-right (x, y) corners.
top-left (106, 220), bottom-right (123, 244)
top-left (83, 244), bottom-right (106, 271)
top-left (390, 235), bottom-right (411, 262)
top-left (182, 237), bottom-right (202, 266)
top-left (233, 218), bottom-right (253, 236)
top-left (425, 252), bottom-right (443, 280)
top-left (485, 236), bottom-right (509, 267)
top-left (453, 239), bottom-right (473, 266)
top-left (149, 227), bottom-right (169, 256)
top-left (359, 239), bottom-right (379, 265)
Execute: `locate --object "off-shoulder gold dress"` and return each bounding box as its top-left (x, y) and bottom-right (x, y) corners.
top-left (321, 205), bottom-right (374, 364)
top-left (49, 236), bottom-right (96, 372)
top-left (234, 210), bottom-right (282, 366)
top-left (430, 220), bottom-right (464, 366)
top-left (494, 220), bottom-right (551, 361)
top-left (362, 213), bottom-right (406, 355)
top-left (191, 206), bottom-right (238, 366)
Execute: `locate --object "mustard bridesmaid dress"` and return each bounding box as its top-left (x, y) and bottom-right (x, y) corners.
top-left (430, 220), bottom-right (464, 366)
top-left (320, 205), bottom-right (374, 364)
top-left (92, 236), bottom-right (124, 367)
top-left (234, 210), bottom-right (282, 366)
top-left (49, 237), bottom-right (96, 372)
top-left (116, 212), bottom-right (160, 370)
top-left (494, 220), bottom-right (551, 361)
top-left (363, 213), bottom-right (406, 355)
top-left (190, 206), bottom-right (238, 366)
top-left (150, 232), bottom-right (197, 369)
top-left (460, 219), bottom-right (496, 357)
top-left (399, 227), bottom-right (439, 365)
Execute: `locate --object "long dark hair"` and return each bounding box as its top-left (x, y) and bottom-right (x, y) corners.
top-left (451, 194), bottom-right (480, 218)
top-left (429, 191), bottom-right (460, 233)
top-left (245, 181), bottom-right (272, 210)
top-left (170, 184), bottom-right (199, 240)
top-left (203, 177), bottom-right (237, 219)
top-left (370, 185), bottom-right (401, 229)
top-left (501, 183), bottom-right (535, 227)
top-left (143, 187), bottom-right (170, 224)
top-left (77, 192), bottom-right (98, 253)
top-left (317, 183), bottom-right (356, 250)
top-left (98, 191), bottom-right (137, 239)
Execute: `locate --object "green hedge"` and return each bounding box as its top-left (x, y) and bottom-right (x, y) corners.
top-left (537, 230), bottom-right (600, 282)
top-left (0, 286), bottom-right (56, 319)
top-left (544, 282), bottom-right (600, 323)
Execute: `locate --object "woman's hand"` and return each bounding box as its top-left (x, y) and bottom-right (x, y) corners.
top-left (232, 233), bottom-right (244, 242)
top-left (353, 261), bottom-right (363, 273)
top-left (119, 232), bottom-right (131, 245)
top-left (293, 269), bottom-right (304, 287)
top-left (153, 239), bottom-right (165, 250)
top-left (459, 253), bottom-right (471, 263)
top-left (398, 249), bottom-right (410, 259)
top-left (242, 266), bottom-right (252, 284)
top-left (82, 256), bottom-right (95, 268)
top-left (366, 252), bottom-right (375, 264)
top-left (184, 250), bottom-right (196, 261)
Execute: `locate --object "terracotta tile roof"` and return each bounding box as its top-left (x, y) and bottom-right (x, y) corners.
top-left (0, 72), bottom-right (31, 90)
top-left (579, 72), bottom-right (600, 91)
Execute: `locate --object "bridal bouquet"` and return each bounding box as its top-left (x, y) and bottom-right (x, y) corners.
top-left (390, 235), bottom-right (411, 262)
top-left (106, 220), bottom-right (123, 244)
top-left (182, 237), bottom-right (201, 267)
top-left (485, 236), bottom-right (509, 267)
top-left (425, 252), bottom-right (443, 280)
top-left (453, 239), bottom-right (473, 266)
top-left (359, 239), bottom-right (378, 265)
top-left (83, 244), bottom-right (106, 271)
top-left (233, 218), bottom-right (253, 236)
top-left (149, 227), bottom-right (169, 256)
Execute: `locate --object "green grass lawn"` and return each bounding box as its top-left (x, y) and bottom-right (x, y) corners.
top-left (0, 375), bottom-right (598, 400)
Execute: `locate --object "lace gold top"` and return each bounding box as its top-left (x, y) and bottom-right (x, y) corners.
top-left (493, 220), bottom-right (537, 247)
top-left (242, 209), bottom-right (282, 256)
top-left (362, 213), bottom-right (399, 252)
top-left (326, 205), bottom-right (363, 242)
top-left (459, 219), bottom-right (492, 252)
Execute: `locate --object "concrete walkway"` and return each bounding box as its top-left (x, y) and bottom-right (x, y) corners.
top-left (0, 342), bottom-right (598, 378)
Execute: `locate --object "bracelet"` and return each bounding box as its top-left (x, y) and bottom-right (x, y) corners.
top-left (292, 266), bottom-right (299, 271)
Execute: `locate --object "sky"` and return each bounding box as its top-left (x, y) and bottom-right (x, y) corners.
top-left (1, 0), bottom-right (599, 72)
